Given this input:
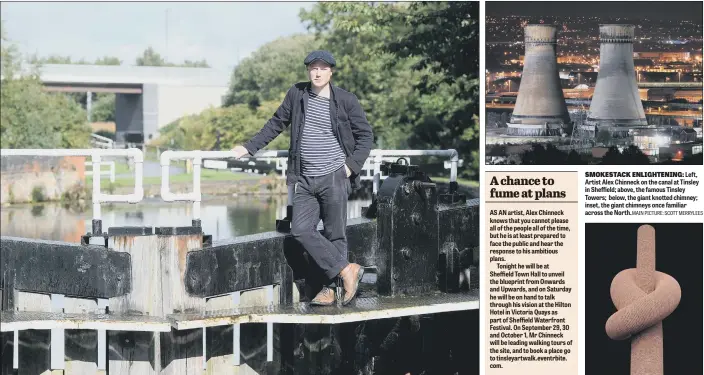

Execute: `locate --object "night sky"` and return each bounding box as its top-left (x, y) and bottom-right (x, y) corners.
top-left (487, 1), bottom-right (703, 21)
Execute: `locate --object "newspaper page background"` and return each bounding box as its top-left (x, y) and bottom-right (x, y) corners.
top-left (478, 3), bottom-right (704, 374)
top-left (480, 164), bottom-right (703, 375)
top-left (484, 172), bottom-right (579, 373)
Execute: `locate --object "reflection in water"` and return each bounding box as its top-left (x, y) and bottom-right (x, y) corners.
top-left (0, 197), bottom-right (371, 243)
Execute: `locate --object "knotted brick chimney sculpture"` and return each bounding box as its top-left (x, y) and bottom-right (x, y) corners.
top-left (605, 225), bottom-right (681, 375)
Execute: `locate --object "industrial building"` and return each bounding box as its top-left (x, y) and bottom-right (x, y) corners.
top-left (485, 22), bottom-right (702, 164)
top-left (674, 89), bottom-right (703, 103)
top-left (507, 25), bottom-right (571, 136)
top-left (633, 51), bottom-right (693, 63)
top-left (587, 25), bottom-right (648, 131)
top-left (631, 126), bottom-right (699, 159)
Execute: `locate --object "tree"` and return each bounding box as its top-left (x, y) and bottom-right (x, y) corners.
top-left (200, 3), bottom-right (479, 179)
top-left (299, 2), bottom-right (480, 178)
top-left (521, 144), bottom-right (572, 165)
top-left (21, 53), bottom-right (120, 122)
top-left (1, 77), bottom-right (92, 149)
top-left (154, 99), bottom-right (290, 152)
top-left (181, 59), bottom-right (210, 68)
top-left (299, 3), bottom-right (424, 149)
top-left (136, 47), bottom-right (211, 68)
top-left (599, 146), bottom-right (651, 165)
top-left (566, 150), bottom-right (586, 164)
top-left (673, 153), bottom-right (702, 165)
top-left (600, 146), bottom-right (623, 164)
top-left (595, 129), bottom-right (612, 145)
top-left (91, 94), bottom-right (116, 122)
top-left (223, 34), bottom-right (316, 108)
top-left (136, 46), bottom-right (167, 66)
top-left (27, 54), bottom-right (122, 67)
top-left (620, 145), bottom-right (651, 164)
top-left (1, 24), bottom-right (91, 149)
top-left (29, 55), bottom-right (90, 65)
top-left (94, 56), bottom-right (122, 65)
top-left (386, 2), bottom-right (480, 178)
top-left (1, 20), bottom-right (22, 79)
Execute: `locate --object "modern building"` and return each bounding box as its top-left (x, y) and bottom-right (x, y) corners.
top-left (36, 64), bottom-right (231, 145)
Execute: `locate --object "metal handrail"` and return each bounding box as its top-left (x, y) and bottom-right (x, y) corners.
top-left (1, 149), bottom-right (144, 222)
top-left (367, 149), bottom-right (459, 193)
top-left (160, 150), bottom-right (289, 221)
top-left (160, 149), bottom-right (459, 221)
top-left (85, 161), bottom-right (116, 183)
top-left (90, 133), bottom-right (114, 149)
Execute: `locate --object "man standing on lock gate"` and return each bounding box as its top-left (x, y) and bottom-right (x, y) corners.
top-left (231, 50), bottom-right (373, 306)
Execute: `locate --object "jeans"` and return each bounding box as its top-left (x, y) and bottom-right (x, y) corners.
top-left (291, 164), bottom-right (351, 280)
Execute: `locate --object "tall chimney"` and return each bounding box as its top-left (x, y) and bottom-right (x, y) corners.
top-left (588, 25), bottom-right (647, 128)
top-left (508, 24), bottom-right (571, 136)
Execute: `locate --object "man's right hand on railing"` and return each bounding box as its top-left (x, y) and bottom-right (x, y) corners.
top-left (231, 145), bottom-right (250, 159)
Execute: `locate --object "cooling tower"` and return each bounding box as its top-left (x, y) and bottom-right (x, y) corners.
top-left (588, 25), bottom-right (647, 127)
top-left (507, 25), bottom-right (571, 137)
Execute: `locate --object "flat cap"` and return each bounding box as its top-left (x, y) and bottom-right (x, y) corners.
top-left (304, 50), bottom-right (336, 67)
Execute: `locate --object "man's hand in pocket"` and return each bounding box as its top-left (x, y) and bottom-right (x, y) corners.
top-left (345, 164), bottom-right (352, 177)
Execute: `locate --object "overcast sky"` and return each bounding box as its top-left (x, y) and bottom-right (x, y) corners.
top-left (1, 2), bottom-right (313, 72)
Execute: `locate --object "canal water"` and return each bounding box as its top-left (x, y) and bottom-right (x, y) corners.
top-left (0, 197), bottom-right (371, 243)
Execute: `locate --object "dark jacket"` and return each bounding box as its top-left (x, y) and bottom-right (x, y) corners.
top-left (243, 82), bottom-right (374, 190)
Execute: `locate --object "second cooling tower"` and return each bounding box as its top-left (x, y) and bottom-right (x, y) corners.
top-left (508, 24), bottom-right (571, 137)
top-left (588, 25), bottom-right (647, 127)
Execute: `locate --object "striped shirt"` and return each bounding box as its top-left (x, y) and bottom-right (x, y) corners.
top-left (300, 90), bottom-right (346, 176)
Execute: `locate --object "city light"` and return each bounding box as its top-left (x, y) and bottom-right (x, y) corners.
top-left (656, 135), bottom-right (670, 146)
top-left (487, 15), bottom-right (702, 98)
top-left (485, 11), bottom-right (703, 165)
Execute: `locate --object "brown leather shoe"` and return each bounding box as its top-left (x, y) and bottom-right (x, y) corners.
top-left (339, 263), bottom-right (365, 305)
top-left (310, 286), bottom-right (335, 306)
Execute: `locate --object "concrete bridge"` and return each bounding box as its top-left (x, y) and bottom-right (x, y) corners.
top-left (0, 148), bottom-right (479, 375)
top-left (36, 64), bottom-right (230, 145)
